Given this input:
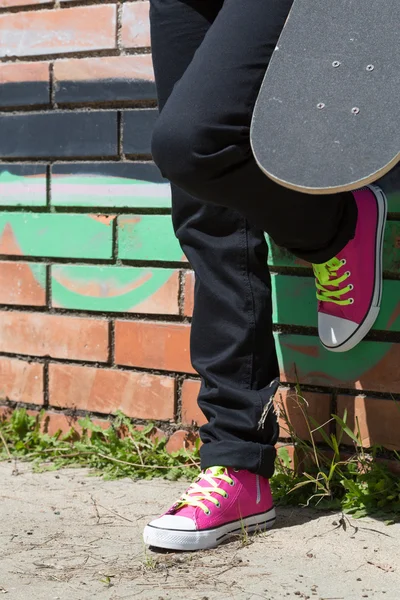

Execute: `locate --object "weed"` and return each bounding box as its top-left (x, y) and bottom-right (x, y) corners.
top-left (1, 401), bottom-right (400, 519)
top-left (0, 408), bottom-right (201, 481)
top-left (272, 390), bottom-right (400, 519)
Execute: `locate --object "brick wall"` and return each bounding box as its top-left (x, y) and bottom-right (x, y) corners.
top-left (0, 0), bottom-right (400, 456)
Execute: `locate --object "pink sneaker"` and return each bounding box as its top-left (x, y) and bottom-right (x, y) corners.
top-left (312, 185), bottom-right (387, 352)
top-left (143, 466), bottom-right (275, 551)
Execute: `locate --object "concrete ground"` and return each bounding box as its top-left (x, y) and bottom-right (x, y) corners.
top-left (1, 461), bottom-right (399, 600)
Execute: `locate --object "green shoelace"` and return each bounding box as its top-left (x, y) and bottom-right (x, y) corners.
top-left (312, 257), bottom-right (353, 306)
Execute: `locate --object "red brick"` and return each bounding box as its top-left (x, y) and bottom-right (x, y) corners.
top-left (0, 0), bottom-right (49, 6)
top-left (0, 261), bottom-right (46, 306)
top-left (0, 311), bottom-right (108, 361)
top-left (121, 1), bottom-right (150, 49)
top-left (166, 429), bottom-right (198, 454)
top-left (41, 411), bottom-right (110, 438)
top-left (135, 424), bottom-right (167, 443)
top-left (0, 405), bottom-right (13, 421)
top-left (0, 5), bottom-right (116, 58)
top-left (49, 363), bottom-right (176, 420)
top-left (277, 387), bottom-right (331, 442)
top-left (337, 395), bottom-right (400, 451)
top-left (183, 270), bottom-right (195, 317)
top-left (115, 320), bottom-right (194, 373)
top-left (54, 54), bottom-right (154, 84)
top-left (181, 378), bottom-right (206, 426)
top-left (0, 62), bottom-right (49, 84)
top-left (0, 357), bottom-right (43, 405)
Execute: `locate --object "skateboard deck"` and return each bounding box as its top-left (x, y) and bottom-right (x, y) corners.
top-left (250, 0), bottom-right (400, 195)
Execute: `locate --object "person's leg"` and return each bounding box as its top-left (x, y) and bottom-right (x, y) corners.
top-left (151, 0), bottom-right (386, 352)
top-left (151, 0), bottom-right (357, 265)
top-left (150, 0), bottom-right (279, 476)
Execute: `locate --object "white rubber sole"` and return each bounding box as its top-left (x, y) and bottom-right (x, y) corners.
top-left (143, 507), bottom-right (276, 551)
top-left (321, 184), bottom-right (387, 353)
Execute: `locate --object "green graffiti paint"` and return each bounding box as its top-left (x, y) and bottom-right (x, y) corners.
top-left (51, 265), bottom-right (178, 313)
top-left (0, 170), bottom-right (46, 206)
top-left (0, 213), bottom-right (113, 259)
top-left (117, 214), bottom-right (184, 262)
top-left (275, 333), bottom-right (399, 392)
top-left (271, 274), bottom-right (400, 332)
top-left (29, 263), bottom-right (46, 288)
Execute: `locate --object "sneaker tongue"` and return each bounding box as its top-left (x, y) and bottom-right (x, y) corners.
top-left (206, 466), bottom-right (226, 477)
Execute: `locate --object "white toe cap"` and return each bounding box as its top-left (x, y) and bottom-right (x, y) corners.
top-left (148, 514), bottom-right (197, 531)
top-left (318, 313), bottom-right (358, 349)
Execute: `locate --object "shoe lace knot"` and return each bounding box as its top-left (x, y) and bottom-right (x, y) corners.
top-left (312, 257), bottom-right (354, 306)
top-left (170, 466), bottom-right (234, 515)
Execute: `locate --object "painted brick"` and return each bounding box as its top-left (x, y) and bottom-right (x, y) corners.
top-left (115, 320), bottom-right (194, 373)
top-left (0, 213), bottom-right (114, 259)
top-left (51, 265), bottom-right (180, 315)
top-left (166, 430), bottom-right (198, 453)
top-left (54, 54), bottom-right (155, 104)
top-left (181, 378), bottom-right (205, 426)
top-left (0, 357), bottom-right (43, 405)
top-left (51, 162), bottom-right (171, 208)
top-left (0, 62), bottom-right (49, 107)
top-left (0, 5), bottom-right (116, 58)
top-left (0, 0), bottom-right (49, 6)
top-left (337, 395), bottom-right (400, 451)
top-left (0, 261), bottom-right (46, 306)
top-left (0, 165), bottom-right (46, 206)
top-left (0, 112), bottom-right (118, 159)
top-left (271, 274), bottom-right (400, 332)
top-left (183, 271), bottom-right (195, 317)
top-left (117, 215), bottom-right (183, 262)
top-left (0, 311), bottom-right (108, 361)
top-left (121, 1), bottom-right (150, 49)
top-left (277, 333), bottom-right (400, 394)
top-left (122, 109), bottom-right (158, 155)
top-left (49, 363), bottom-right (175, 420)
top-left (267, 220), bottom-right (400, 274)
top-left (276, 387), bottom-right (331, 442)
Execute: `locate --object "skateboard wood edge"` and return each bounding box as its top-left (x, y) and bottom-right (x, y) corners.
top-left (252, 149), bottom-right (400, 196)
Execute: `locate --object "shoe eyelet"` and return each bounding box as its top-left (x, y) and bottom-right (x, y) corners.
top-left (205, 508), bottom-right (211, 516)
top-left (349, 298), bottom-right (354, 304)
top-left (341, 259), bottom-right (347, 266)
top-left (216, 501), bottom-right (221, 508)
top-left (233, 468), bottom-right (240, 473)
top-left (229, 480), bottom-right (235, 486)
top-left (348, 284), bottom-right (354, 290)
top-left (345, 271), bottom-right (351, 277)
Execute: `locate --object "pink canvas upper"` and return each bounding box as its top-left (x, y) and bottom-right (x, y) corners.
top-left (165, 467), bottom-right (273, 531)
top-left (317, 187), bottom-right (379, 325)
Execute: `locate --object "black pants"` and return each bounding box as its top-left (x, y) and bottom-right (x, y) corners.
top-left (150, 0), bottom-right (357, 478)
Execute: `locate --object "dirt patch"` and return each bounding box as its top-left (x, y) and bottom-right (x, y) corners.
top-left (0, 461), bottom-right (399, 600)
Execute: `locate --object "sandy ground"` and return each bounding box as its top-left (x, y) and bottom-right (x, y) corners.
top-left (0, 461), bottom-right (399, 600)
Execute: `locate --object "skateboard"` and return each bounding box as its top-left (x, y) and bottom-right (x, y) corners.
top-left (250, 0), bottom-right (400, 195)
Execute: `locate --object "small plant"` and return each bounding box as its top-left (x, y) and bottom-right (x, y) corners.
top-left (0, 408), bottom-right (201, 481)
top-left (272, 390), bottom-right (400, 519)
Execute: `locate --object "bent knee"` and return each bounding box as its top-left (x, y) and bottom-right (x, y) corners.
top-left (152, 111), bottom-right (248, 192)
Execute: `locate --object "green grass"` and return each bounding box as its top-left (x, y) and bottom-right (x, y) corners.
top-left (272, 391), bottom-right (400, 520)
top-left (0, 409), bottom-right (200, 481)
top-left (1, 402), bottom-right (400, 520)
